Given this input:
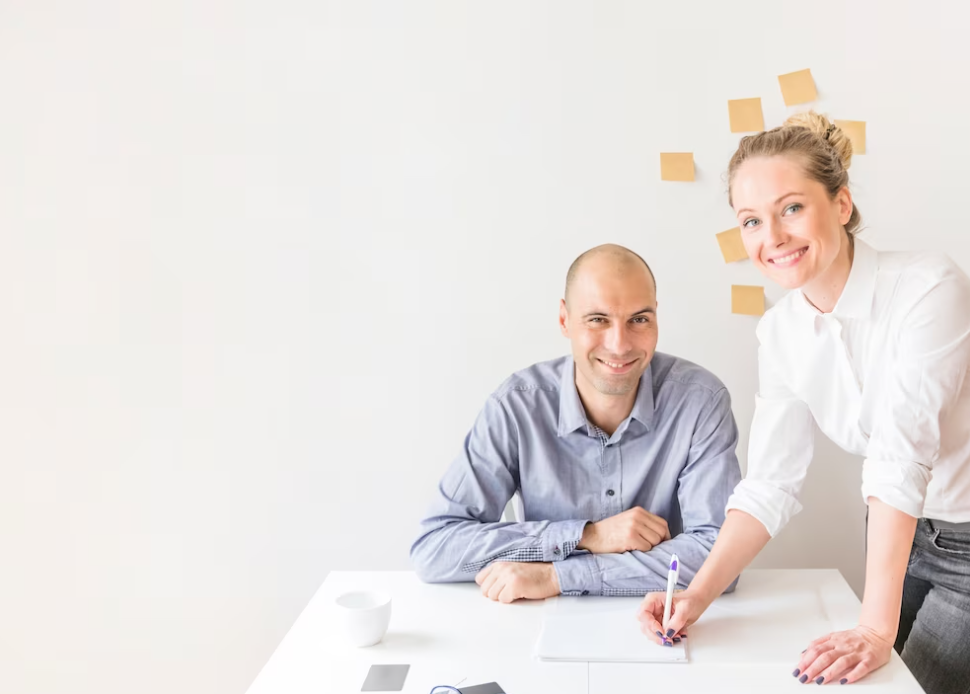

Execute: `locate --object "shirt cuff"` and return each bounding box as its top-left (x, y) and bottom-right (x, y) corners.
top-left (553, 553), bottom-right (601, 595)
top-left (860, 457), bottom-right (931, 519)
top-left (543, 519), bottom-right (591, 562)
top-left (725, 479), bottom-right (802, 538)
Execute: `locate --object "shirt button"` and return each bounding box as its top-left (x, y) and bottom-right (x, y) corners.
top-left (553, 546), bottom-right (561, 555)
top-left (606, 489), bottom-right (615, 497)
top-left (582, 590), bottom-right (590, 596)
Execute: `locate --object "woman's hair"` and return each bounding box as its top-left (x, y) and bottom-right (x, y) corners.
top-left (727, 111), bottom-right (862, 239)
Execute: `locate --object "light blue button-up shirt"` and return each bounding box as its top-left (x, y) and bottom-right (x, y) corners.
top-left (410, 353), bottom-right (742, 595)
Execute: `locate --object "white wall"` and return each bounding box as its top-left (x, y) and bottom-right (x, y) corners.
top-left (2, 2), bottom-right (969, 693)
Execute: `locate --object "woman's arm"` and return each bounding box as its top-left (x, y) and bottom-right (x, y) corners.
top-left (637, 509), bottom-right (769, 640)
top-left (859, 498), bottom-right (918, 643)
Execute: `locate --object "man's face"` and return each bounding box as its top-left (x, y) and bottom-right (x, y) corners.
top-left (559, 259), bottom-right (658, 397)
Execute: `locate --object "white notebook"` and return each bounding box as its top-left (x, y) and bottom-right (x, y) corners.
top-left (534, 596), bottom-right (688, 663)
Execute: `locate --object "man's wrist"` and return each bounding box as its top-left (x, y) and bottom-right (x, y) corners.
top-left (576, 522), bottom-right (595, 552)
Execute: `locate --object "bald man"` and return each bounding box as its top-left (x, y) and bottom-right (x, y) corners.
top-left (410, 245), bottom-right (741, 603)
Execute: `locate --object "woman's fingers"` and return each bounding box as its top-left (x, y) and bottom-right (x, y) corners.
top-left (799, 646), bottom-right (843, 684)
top-left (816, 653), bottom-right (859, 687)
top-left (637, 594), bottom-right (666, 643)
top-left (838, 658), bottom-right (875, 685)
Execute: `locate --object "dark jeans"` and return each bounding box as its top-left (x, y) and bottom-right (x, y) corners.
top-left (895, 519), bottom-right (970, 694)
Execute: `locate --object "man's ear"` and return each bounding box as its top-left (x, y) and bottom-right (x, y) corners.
top-left (559, 299), bottom-right (569, 337)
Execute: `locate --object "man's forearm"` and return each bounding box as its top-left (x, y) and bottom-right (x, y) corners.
top-left (859, 498), bottom-right (917, 641)
top-left (555, 528), bottom-right (729, 596)
top-left (410, 517), bottom-right (589, 583)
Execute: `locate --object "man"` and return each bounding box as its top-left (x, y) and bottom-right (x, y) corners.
top-left (410, 244), bottom-right (741, 603)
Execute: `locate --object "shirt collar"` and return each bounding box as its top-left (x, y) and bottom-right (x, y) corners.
top-left (557, 357), bottom-right (655, 438)
top-left (832, 239), bottom-right (878, 319)
top-left (795, 238), bottom-right (878, 320)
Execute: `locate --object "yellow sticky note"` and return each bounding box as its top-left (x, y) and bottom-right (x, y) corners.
top-left (728, 98), bottom-right (765, 133)
top-left (716, 227), bottom-right (748, 263)
top-left (660, 153), bottom-right (695, 182)
top-left (835, 120), bottom-right (866, 154)
top-left (777, 69), bottom-right (818, 106)
top-left (732, 285), bottom-right (765, 316)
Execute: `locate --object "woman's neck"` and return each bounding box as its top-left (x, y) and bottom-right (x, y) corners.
top-left (801, 235), bottom-right (855, 314)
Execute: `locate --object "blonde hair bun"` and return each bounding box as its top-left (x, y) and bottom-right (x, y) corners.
top-left (783, 111), bottom-right (854, 170)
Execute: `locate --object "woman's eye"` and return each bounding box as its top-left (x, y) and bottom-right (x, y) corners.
top-left (742, 218), bottom-right (760, 229)
top-left (784, 203), bottom-right (802, 215)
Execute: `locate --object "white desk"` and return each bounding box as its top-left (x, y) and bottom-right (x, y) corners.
top-left (247, 569), bottom-right (925, 694)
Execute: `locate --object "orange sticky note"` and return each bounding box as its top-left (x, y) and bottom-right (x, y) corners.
top-left (716, 227), bottom-right (748, 263)
top-left (660, 152), bottom-right (695, 182)
top-left (728, 98), bottom-right (765, 133)
top-left (777, 69), bottom-right (818, 106)
top-left (835, 120), bottom-right (866, 154)
top-left (732, 285), bottom-right (765, 316)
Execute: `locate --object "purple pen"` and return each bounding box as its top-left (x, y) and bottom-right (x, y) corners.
top-left (662, 554), bottom-right (680, 635)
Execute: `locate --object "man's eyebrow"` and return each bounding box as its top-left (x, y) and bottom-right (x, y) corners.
top-left (581, 307), bottom-right (655, 319)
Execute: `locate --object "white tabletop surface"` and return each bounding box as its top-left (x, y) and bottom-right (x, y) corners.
top-left (247, 569), bottom-right (925, 694)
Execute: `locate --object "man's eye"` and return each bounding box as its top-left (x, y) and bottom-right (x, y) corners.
top-left (589, 317), bottom-right (605, 323)
top-left (631, 316), bottom-right (650, 324)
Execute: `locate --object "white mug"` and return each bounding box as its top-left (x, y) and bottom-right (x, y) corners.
top-left (334, 590), bottom-right (392, 647)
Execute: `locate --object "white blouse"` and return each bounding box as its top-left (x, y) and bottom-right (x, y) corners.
top-left (727, 240), bottom-right (970, 536)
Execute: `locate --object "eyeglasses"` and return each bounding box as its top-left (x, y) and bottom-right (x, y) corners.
top-left (429, 687), bottom-right (463, 694)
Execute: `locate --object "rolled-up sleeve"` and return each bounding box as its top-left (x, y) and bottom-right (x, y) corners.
top-left (726, 344), bottom-right (816, 537)
top-left (860, 269), bottom-right (970, 517)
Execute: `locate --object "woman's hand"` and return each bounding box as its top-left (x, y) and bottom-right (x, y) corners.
top-left (793, 625), bottom-right (894, 685)
top-left (636, 589), bottom-right (712, 645)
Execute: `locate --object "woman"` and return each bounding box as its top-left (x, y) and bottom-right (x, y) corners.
top-left (638, 112), bottom-right (970, 692)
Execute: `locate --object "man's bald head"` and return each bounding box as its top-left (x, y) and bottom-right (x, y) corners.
top-left (564, 244), bottom-right (656, 308)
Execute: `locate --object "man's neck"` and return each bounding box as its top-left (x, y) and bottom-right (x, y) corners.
top-left (574, 376), bottom-right (637, 438)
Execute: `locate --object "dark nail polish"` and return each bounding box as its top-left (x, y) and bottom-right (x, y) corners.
top-left (664, 641), bottom-right (672, 647)
top-left (673, 637), bottom-right (681, 643)
top-left (666, 628), bottom-right (674, 638)
top-left (800, 675), bottom-right (808, 683)
top-left (680, 633), bottom-right (687, 638)
top-left (656, 631), bottom-right (663, 637)
top-left (816, 676), bottom-right (825, 684)
top-left (840, 679), bottom-right (848, 685)
top-left (793, 669), bottom-right (800, 677)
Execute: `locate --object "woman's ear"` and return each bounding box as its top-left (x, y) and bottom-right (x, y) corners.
top-left (837, 186), bottom-right (853, 226)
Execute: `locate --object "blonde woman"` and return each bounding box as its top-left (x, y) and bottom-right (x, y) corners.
top-left (638, 113), bottom-right (970, 692)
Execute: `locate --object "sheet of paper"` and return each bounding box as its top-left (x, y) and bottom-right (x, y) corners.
top-left (777, 69), bottom-right (818, 106)
top-left (660, 152), bottom-right (695, 181)
top-left (535, 596), bottom-right (687, 663)
top-left (835, 119), bottom-right (866, 154)
top-left (728, 98), bottom-right (764, 133)
top-left (716, 227), bottom-right (748, 263)
top-left (732, 285), bottom-right (764, 315)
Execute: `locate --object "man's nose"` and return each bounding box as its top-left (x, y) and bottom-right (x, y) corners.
top-left (604, 323), bottom-right (632, 355)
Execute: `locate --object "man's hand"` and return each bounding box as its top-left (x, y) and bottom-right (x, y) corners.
top-left (474, 562), bottom-right (561, 603)
top-left (577, 507), bottom-right (671, 554)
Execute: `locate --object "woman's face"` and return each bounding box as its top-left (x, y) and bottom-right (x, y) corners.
top-left (732, 155), bottom-right (852, 291)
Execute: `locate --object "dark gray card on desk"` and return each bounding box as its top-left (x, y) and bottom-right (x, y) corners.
top-left (361, 664), bottom-right (410, 691)
top-left (459, 683), bottom-right (504, 694)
